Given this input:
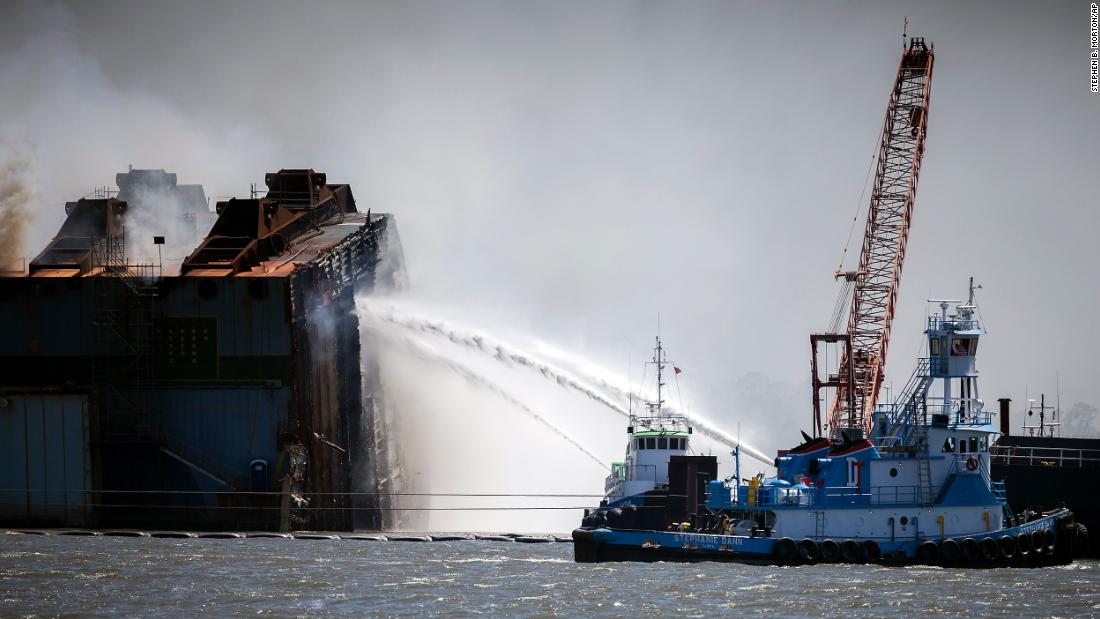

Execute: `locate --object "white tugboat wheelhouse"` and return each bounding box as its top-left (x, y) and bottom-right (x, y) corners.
top-left (604, 335), bottom-right (692, 504)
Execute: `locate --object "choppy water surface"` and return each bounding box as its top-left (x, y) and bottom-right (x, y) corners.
top-left (1, 534), bottom-right (1097, 617)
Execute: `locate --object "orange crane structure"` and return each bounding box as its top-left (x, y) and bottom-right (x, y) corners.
top-left (811, 36), bottom-right (935, 438)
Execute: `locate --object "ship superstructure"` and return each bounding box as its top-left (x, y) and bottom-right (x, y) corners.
top-left (603, 336), bottom-right (692, 503)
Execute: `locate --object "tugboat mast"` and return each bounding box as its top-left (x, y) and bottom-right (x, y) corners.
top-left (645, 335), bottom-right (675, 418)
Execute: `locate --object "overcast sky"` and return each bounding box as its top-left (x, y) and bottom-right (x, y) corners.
top-left (1, 0), bottom-right (1097, 455)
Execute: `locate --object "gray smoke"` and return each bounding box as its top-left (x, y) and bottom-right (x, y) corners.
top-left (122, 184), bottom-right (189, 271)
top-left (0, 150), bottom-right (34, 271)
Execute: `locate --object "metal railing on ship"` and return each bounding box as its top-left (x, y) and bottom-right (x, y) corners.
top-left (990, 445), bottom-right (1100, 468)
top-left (604, 465), bottom-right (657, 493)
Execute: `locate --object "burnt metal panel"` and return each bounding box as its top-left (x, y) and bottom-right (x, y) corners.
top-left (0, 393), bottom-right (92, 527)
top-left (28, 199), bottom-right (127, 274)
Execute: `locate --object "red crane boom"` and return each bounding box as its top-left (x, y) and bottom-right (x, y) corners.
top-left (813, 37), bottom-right (935, 437)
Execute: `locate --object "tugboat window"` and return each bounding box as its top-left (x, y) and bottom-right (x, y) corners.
top-left (646, 437), bottom-right (656, 450)
top-left (942, 437), bottom-right (955, 452)
top-left (658, 437), bottom-right (668, 450)
top-left (969, 437), bottom-right (978, 453)
top-left (900, 516), bottom-right (908, 525)
top-left (636, 438), bottom-right (644, 450)
top-left (960, 439), bottom-right (968, 454)
top-left (930, 338), bottom-right (940, 355)
top-left (889, 468), bottom-right (898, 477)
top-left (951, 337), bottom-right (971, 356)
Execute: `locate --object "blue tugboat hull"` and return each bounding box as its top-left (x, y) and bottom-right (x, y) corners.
top-left (573, 509), bottom-right (1080, 567)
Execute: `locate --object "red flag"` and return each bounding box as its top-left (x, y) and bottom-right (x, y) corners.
top-left (674, 366), bottom-right (682, 375)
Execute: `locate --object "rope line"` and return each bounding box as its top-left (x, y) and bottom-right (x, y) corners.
top-left (0, 501), bottom-right (660, 511)
top-left (0, 489), bottom-right (611, 497)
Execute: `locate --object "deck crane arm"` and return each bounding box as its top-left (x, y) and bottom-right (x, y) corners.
top-left (815, 37), bottom-right (935, 437)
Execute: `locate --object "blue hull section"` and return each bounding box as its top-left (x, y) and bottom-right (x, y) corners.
top-left (573, 509), bottom-right (1079, 567)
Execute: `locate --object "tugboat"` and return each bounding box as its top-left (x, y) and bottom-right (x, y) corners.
top-left (573, 294), bottom-right (1089, 566)
top-left (585, 336), bottom-right (720, 533)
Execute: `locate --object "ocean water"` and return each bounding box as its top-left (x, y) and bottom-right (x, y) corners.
top-left (1, 534), bottom-right (1097, 617)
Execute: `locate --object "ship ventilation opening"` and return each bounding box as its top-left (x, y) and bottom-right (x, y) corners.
top-left (356, 296), bottom-right (772, 533)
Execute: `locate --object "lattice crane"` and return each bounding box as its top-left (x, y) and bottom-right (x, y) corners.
top-left (811, 36), bottom-right (935, 438)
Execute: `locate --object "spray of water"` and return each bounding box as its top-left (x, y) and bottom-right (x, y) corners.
top-left (363, 320), bottom-right (609, 471)
top-left (361, 299), bottom-right (774, 466)
top-left (360, 300), bottom-right (618, 532)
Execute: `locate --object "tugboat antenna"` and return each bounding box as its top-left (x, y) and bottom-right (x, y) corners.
top-left (655, 335), bottom-right (665, 413)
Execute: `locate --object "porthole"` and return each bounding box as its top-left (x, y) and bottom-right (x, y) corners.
top-left (900, 516), bottom-right (909, 526)
top-left (889, 467), bottom-right (898, 477)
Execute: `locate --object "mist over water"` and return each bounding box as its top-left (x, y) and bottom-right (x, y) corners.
top-left (357, 296), bottom-right (773, 532)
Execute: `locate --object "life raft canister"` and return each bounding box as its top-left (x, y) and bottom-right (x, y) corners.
top-left (965, 456), bottom-right (978, 472)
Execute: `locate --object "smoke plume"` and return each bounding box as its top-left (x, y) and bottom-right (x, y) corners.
top-left (0, 150), bottom-right (34, 271)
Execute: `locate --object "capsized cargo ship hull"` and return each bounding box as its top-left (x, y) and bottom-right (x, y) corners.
top-left (0, 168), bottom-right (407, 531)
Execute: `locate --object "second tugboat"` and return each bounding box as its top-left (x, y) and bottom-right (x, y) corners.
top-left (573, 295), bottom-right (1089, 566)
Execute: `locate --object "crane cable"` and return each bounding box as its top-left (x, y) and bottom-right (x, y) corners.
top-left (836, 91), bottom-right (893, 276)
top-left (830, 91), bottom-right (894, 334)
top-left (827, 278), bottom-right (854, 333)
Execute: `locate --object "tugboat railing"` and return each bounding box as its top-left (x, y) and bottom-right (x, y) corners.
top-left (751, 485), bottom-right (936, 507)
top-left (604, 465), bottom-right (658, 493)
top-left (990, 445), bottom-right (1100, 468)
top-left (927, 316), bottom-right (981, 331)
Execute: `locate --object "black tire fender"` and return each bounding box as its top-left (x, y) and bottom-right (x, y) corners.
top-left (1074, 523), bottom-right (1090, 559)
top-left (819, 539), bottom-right (841, 562)
top-left (605, 508), bottom-right (622, 528)
top-left (940, 539), bottom-right (961, 563)
top-left (861, 539), bottom-right (882, 563)
top-left (1015, 533), bottom-right (1031, 554)
top-left (980, 537), bottom-right (1000, 562)
top-left (840, 539), bottom-right (864, 563)
top-left (798, 538), bottom-right (820, 564)
top-left (960, 538), bottom-right (980, 562)
top-left (773, 537), bottom-right (798, 564)
top-left (1031, 529), bottom-right (1046, 554)
top-left (917, 540), bottom-right (941, 564)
